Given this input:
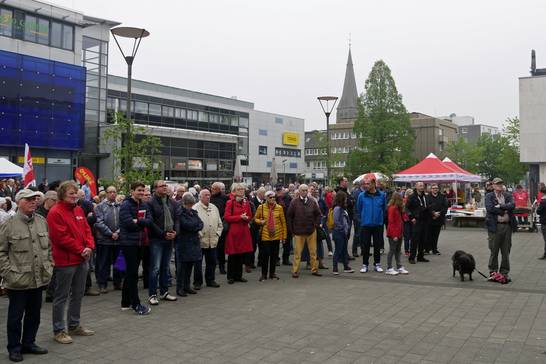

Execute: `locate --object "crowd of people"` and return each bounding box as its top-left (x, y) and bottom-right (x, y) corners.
top-left (0, 173), bottom-right (535, 362)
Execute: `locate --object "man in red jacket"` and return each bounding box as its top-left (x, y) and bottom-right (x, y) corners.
top-left (47, 181), bottom-right (95, 345)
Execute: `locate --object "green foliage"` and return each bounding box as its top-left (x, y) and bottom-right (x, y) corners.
top-left (502, 116), bottom-right (520, 150)
top-left (102, 113), bottom-right (163, 193)
top-left (347, 60), bottom-right (415, 177)
top-left (445, 134), bottom-right (526, 185)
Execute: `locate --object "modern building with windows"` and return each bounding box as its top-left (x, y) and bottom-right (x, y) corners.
top-left (247, 110), bottom-right (304, 185)
top-left (104, 75), bottom-right (252, 185)
top-left (0, 0), bottom-right (117, 182)
top-left (457, 123), bottom-right (499, 144)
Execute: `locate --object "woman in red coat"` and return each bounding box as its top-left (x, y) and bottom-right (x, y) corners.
top-left (224, 183), bottom-right (253, 284)
top-left (385, 193), bottom-right (409, 276)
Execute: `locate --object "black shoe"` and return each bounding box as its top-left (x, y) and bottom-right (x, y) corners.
top-left (353, 253), bottom-right (360, 258)
top-left (45, 296), bottom-right (53, 303)
top-left (219, 266), bottom-right (226, 275)
top-left (227, 279), bottom-right (235, 284)
top-left (176, 290), bottom-right (187, 297)
top-left (206, 281), bottom-right (220, 288)
top-left (348, 256), bottom-right (356, 261)
top-left (318, 265), bottom-right (328, 270)
top-left (539, 256), bottom-right (546, 260)
top-left (113, 284), bottom-right (122, 291)
top-left (417, 257), bottom-right (430, 262)
top-left (185, 289), bottom-right (197, 294)
top-left (235, 278), bottom-right (248, 283)
top-left (193, 285), bottom-right (202, 290)
top-left (433, 251), bottom-right (441, 256)
top-left (312, 272), bottom-right (322, 277)
top-left (21, 344), bottom-right (48, 355)
top-left (9, 351), bottom-right (23, 362)
top-left (409, 259), bottom-right (416, 264)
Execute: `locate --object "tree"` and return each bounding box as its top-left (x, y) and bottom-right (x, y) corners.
top-left (101, 113), bottom-right (163, 193)
top-left (347, 60), bottom-right (415, 178)
top-left (444, 138), bottom-right (481, 173)
top-left (503, 116), bottom-right (520, 150)
top-left (475, 134), bottom-right (526, 185)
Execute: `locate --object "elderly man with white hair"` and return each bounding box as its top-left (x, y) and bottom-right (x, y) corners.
top-left (286, 184), bottom-right (322, 278)
top-left (193, 189), bottom-right (223, 288)
top-left (0, 197), bottom-right (10, 225)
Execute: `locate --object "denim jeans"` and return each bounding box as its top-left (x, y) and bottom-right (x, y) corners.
top-left (193, 247), bottom-right (218, 286)
top-left (332, 230), bottom-right (349, 272)
top-left (95, 244), bottom-right (123, 288)
top-left (148, 240), bottom-right (173, 296)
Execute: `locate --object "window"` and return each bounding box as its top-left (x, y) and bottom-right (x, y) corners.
top-left (306, 161), bottom-right (310, 168)
top-left (289, 162), bottom-right (297, 169)
top-left (187, 110), bottom-right (198, 120)
top-left (258, 129), bottom-right (268, 136)
top-left (259, 145), bottom-right (268, 155)
top-left (134, 101), bottom-right (148, 114)
top-left (461, 127), bottom-right (468, 134)
top-left (275, 147), bottom-right (301, 158)
top-left (37, 18), bottom-right (49, 44)
top-left (438, 128), bottom-right (443, 136)
top-left (266, 161), bottom-right (272, 168)
top-left (162, 106), bottom-right (174, 118)
top-left (50, 21), bottom-right (62, 48)
top-left (0, 8), bottom-right (13, 36)
top-left (24, 15), bottom-right (36, 41)
top-left (62, 24), bottom-right (73, 50)
top-left (175, 108), bottom-right (185, 119)
top-left (275, 117), bottom-right (283, 124)
top-left (239, 117), bottom-right (249, 128)
top-left (351, 132), bottom-right (356, 139)
top-left (148, 103), bottom-right (161, 116)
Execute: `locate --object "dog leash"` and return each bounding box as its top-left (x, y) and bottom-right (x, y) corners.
top-left (476, 269), bottom-right (489, 280)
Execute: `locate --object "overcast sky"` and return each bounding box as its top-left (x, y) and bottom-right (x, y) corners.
top-left (53, 0), bottom-right (545, 130)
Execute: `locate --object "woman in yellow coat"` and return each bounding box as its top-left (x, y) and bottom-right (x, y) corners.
top-left (253, 190), bottom-right (287, 281)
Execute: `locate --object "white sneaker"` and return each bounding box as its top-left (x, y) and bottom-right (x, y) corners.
top-left (328, 251), bottom-right (333, 257)
top-left (359, 265), bottom-right (368, 273)
top-left (343, 268), bottom-right (355, 273)
top-left (148, 295), bottom-right (159, 305)
top-left (160, 292), bottom-right (177, 301)
top-left (374, 264), bottom-right (383, 273)
top-left (398, 267), bottom-right (409, 274)
top-left (332, 271), bottom-right (339, 275)
top-left (385, 268), bottom-right (399, 275)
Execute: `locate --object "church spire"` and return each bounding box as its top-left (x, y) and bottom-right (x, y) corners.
top-left (336, 47), bottom-right (358, 123)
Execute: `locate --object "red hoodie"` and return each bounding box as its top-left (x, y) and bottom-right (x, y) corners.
top-left (386, 205), bottom-right (403, 239)
top-left (47, 201), bottom-right (95, 267)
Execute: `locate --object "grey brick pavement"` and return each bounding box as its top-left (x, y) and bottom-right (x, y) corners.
top-left (2, 226), bottom-right (546, 363)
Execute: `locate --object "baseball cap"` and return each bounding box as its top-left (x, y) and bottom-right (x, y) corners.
top-left (492, 177), bottom-right (504, 185)
top-left (15, 189), bottom-right (43, 202)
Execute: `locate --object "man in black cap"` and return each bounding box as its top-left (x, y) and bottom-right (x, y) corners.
top-left (485, 177), bottom-right (516, 281)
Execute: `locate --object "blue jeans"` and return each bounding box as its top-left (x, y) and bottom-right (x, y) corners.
top-left (332, 230), bottom-right (349, 272)
top-left (193, 248), bottom-right (218, 286)
top-left (148, 240), bottom-right (173, 296)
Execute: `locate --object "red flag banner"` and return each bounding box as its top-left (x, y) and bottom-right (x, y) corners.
top-left (74, 166), bottom-right (97, 197)
top-left (23, 143), bottom-right (35, 188)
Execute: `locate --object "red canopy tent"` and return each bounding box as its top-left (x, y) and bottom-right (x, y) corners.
top-left (442, 157), bottom-right (481, 182)
top-left (393, 153), bottom-right (481, 183)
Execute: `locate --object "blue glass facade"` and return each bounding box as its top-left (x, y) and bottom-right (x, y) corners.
top-left (0, 49), bottom-right (85, 150)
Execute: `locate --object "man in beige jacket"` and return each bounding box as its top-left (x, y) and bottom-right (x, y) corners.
top-left (0, 189), bottom-right (53, 362)
top-left (193, 189), bottom-right (223, 288)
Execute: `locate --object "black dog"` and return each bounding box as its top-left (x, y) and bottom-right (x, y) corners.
top-left (452, 250), bottom-right (476, 281)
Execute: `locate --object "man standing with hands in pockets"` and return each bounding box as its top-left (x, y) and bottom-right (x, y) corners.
top-left (47, 181), bottom-right (95, 344)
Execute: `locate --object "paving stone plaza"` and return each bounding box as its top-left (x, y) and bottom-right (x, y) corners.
top-left (2, 226), bottom-right (546, 364)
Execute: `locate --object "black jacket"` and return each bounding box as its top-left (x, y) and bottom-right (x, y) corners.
top-left (485, 191), bottom-right (516, 233)
top-left (146, 194), bottom-right (179, 241)
top-left (406, 192), bottom-right (429, 223)
top-left (119, 197), bottom-right (151, 246)
top-left (335, 186), bottom-right (354, 220)
top-left (210, 193), bottom-right (229, 219)
top-left (537, 197), bottom-right (546, 224)
top-left (176, 207), bottom-right (204, 262)
top-left (427, 193), bottom-right (448, 226)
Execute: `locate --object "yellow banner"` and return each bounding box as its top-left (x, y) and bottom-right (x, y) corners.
top-left (282, 132), bottom-right (299, 146)
top-left (17, 156), bottom-right (45, 165)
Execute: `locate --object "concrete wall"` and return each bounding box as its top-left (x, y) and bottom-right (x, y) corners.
top-left (520, 76), bottom-right (546, 163)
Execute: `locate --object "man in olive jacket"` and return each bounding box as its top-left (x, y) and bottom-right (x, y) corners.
top-left (0, 189), bottom-right (52, 362)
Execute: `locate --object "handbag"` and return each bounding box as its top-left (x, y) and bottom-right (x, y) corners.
top-left (113, 250), bottom-right (126, 272)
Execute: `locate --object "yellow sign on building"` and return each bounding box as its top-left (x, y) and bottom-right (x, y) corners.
top-left (282, 132), bottom-right (299, 146)
top-left (17, 156), bottom-right (45, 165)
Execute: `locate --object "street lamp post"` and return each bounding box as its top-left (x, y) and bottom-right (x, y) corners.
top-left (110, 26), bottom-right (150, 171)
top-left (317, 96), bottom-right (338, 185)
top-left (282, 159), bottom-right (287, 184)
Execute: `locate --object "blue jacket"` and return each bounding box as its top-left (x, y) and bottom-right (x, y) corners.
top-left (176, 207), bottom-right (204, 262)
top-left (119, 197), bottom-right (151, 246)
top-left (356, 190), bottom-right (386, 227)
top-left (351, 188), bottom-right (363, 224)
top-left (332, 206), bottom-right (349, 235)
top-left (485, 191), bottom-right (516, 233)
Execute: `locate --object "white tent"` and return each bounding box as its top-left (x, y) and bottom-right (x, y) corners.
top-left (0, 158), bottom-right (23, 178)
